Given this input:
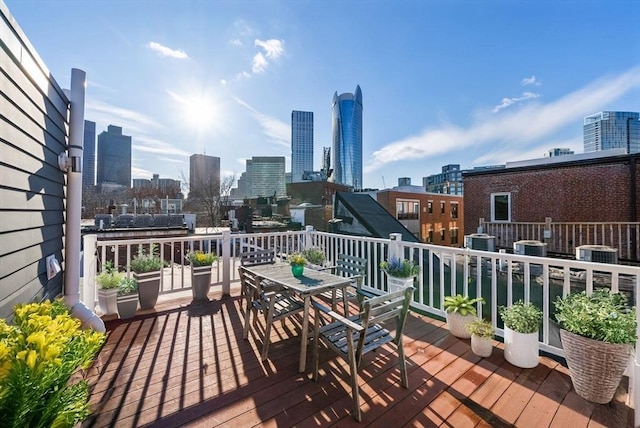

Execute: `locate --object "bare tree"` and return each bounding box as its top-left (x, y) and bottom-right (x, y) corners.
top-left (183, 173), bottom-right (236, 230)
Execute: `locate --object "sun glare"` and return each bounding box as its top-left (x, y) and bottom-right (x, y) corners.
top-left (169, 89), bottom-right (221, 133)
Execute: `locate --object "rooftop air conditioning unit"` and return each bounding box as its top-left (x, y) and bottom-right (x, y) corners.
top-left (513, 240), bottom-right (547, 257)
top-left (575, 245), bottom-right (618, 264)
top-left (464, 233), bottom-right (496, 252)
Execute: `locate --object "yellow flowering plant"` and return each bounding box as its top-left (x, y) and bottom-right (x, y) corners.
top-left (0, 299), bottom-right (105, 427)
top-left (185, 250), bottom-right (217, 267)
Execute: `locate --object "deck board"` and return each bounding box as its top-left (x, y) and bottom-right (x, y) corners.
top-left (82, 283), bottom-right (633, 427)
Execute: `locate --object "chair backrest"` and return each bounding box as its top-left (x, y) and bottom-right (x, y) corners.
top-left (358, 286), bottom-right (414, 355)
top-left (240, 249), bottom-right (276, 267)
top-left (334, 254), bottom-right (367, 278)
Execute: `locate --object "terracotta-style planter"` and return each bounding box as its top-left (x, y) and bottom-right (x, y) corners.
top-left (134, 270), bottom-right (161, 310)
top-left (191, 265), bottom-right (212, 300)
top-left (117, 293), bottom-right (138, 319)
top-left (504, 326), bottom-right (539, 368)
top-left (560, 329), bottom-right (632, 404)
top-left (471, 334), bottom-right (493, 357)
top-left (446, 312), bottom-right (477, 339)
top-left (98, 288), bottom-right (118, 315)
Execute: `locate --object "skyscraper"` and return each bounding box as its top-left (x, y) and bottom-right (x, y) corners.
top-left (291, 110), bottom-right (314, 182)
top-left (248, 156), bottom-right (286, 198)
top-left (331, 85), bottom-right (363, 190)
top-left (189, 154), bottom-right (220, 196)
top-left (584, 111), bottom-right (640, 154)
top-left (97, 125), bottom-right (132, 187)
top-left (82, 120), bottom-right (96, 188)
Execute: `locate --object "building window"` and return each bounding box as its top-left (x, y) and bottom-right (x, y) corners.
top-left (440, 201), bottom-right (445, 214)
top-left (491, 192), bottom-right (511, 222)
top-left (451, 203), bottom-right (458, 219)
top-left (440, 229), bottom-right (446, 242)
top-left (397, 199), bottom-right (419, 220)
top-left (451, 228), bottom-right (459, 244)
top-left (428, 230), bottom-right (433, 243)
top-left (428, 201), bottom-right (433, 214)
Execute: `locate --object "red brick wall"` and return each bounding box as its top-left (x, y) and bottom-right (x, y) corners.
top-left (377, 190), bottom-right (464, 247)
top-left (463, 156), bottom-right (640, 235)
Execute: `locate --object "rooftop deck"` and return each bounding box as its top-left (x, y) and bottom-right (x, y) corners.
top-left (83, 282), bottom-right (632, 427)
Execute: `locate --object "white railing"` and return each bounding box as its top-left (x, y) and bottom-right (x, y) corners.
top-left (481, 220), bottom-right (640, 261)
top-left (83, 228), bottom-right (640, 417)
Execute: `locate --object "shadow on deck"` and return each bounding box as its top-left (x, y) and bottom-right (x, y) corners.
top-left (83, 283), bottom-right (633, 427)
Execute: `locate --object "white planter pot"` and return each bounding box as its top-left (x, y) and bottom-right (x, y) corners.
top-left (504, 326), bottom-right (539, 368)
top-left (471, 335), bottom-right (493, 357)
top-left (387, 276), bottom-right (415, 293)
top-left (446, 312), bottom-right (477, 339)
top-left (97, 288), bottom-right (118, 315)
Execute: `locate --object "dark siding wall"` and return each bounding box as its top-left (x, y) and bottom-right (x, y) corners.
top-left (1, 3), bottom-right (69, 318)
top-left (463, 156), bottom-right (640, 236)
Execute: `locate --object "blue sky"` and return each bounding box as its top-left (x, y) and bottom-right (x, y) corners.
top-left (6, 0), bottom-right (640, 190)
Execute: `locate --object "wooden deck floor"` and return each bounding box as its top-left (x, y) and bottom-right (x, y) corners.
top-left (83, 284), bottom-right (633, 427)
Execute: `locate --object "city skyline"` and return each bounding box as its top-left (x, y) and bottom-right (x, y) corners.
top-left (5, 0), bottom-right (639, 189)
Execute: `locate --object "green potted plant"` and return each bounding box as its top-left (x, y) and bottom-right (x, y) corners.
top-left (96, 261), bottom-right (122, 315)
top-left (499, 301), bottom-right (542, 368)
top-left (130, 244), bottom-right (166, 310)
top-left (467, 319), bottom-right (495, 357)
top-left (117, 276), bottom-right (139, 319)
top-left (186, 250), bottom-right (217, 300)
top-left (301, 247), bottom-right (326, 268)
top-left (289, 252), bottom-right (307, 277)
top-left (443, 294), bottom-right (484, 338)
top-left (380, 257), bottom-right (420, 292)
top-left (555, 289), bottom-right (636, 404)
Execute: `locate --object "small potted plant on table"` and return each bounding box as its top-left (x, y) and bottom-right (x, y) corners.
top-left (117, 276), bottom-right (139, 319)
top-left (301, 247), bottom-right (326, 269)
top-left (186, 250), bottom-right (217, 300)
top-left (380, 257), bottom-right (420, 293)
top-left (555, 289), bottom-right (636, 404)
top-left (500, 300), bottom-right (542, 368)
top-left (289, 253), bottom-right (307, 277)
top-left (130, 244), bottom-right (166, 310)
top-left (96, 261), bottom-right (121, 315)
top-left (443, 294), bottom-right (484, 338)
top-left (467, 319), bottom-right (495, 357)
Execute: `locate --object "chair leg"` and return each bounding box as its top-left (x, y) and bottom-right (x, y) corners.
top-left (398, 340), bottom-right (408, 388)
top-left (261, 301), bottom-right (276, 361)
top-left (242, 293), bottom-right (252, 340)
top-left (346, 330), bottom-right (362, 422)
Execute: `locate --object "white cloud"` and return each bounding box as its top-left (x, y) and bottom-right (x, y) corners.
top-left (230, 38), bottom-right (242, 46)
top-left (252, 52), bottom-right (268, 73)
top-left (86, 100), bottom-right (164, 135)
top-left (146, 41), bottom-right (189, 59)
top-left (492, 92), bottom-right (540, 113)
top-left (522, 75), bottom-right (541, 86)
top-left (234, 97), bottom-right (290, 148)
top-left (220, 79), bottom-right (227, 85)
top-left (255, 39), bottom-right (285, 59)
top-left (134, 135), bottom-right (191, 157)
top-left (365, 66), bottom-right (640, 173)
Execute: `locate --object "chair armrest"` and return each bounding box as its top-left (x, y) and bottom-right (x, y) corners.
top-left (312, 300), bottom-right (363, 332)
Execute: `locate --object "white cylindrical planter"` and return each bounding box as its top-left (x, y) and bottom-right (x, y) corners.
top-left (387, 276), bottom-right (414, 293)
top-left (504, 326), bottom-right (539, 368)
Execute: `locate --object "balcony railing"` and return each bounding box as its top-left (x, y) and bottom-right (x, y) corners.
top-left (480, 218), bottom-right (640, 261)
top-left (82, 228), bottom-right (640, 418)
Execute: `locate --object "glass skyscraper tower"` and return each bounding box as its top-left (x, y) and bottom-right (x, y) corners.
top-left (97, 125), bottom-right (132, 187)
top-left (291, 110), bottom-right (314, 182)
top-left (331, 85), bottom-right (363, 190)
top-left (584, 111), bottom-right (640, 154)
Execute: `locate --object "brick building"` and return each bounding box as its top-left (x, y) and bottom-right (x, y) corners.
top-left (376, 188), bottom-right (464, 247)
top-left (463, 151), bottom-right (639, 234)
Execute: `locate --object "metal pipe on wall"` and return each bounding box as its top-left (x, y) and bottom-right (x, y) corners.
top-left (63, 68), bottom-right (105, 333)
